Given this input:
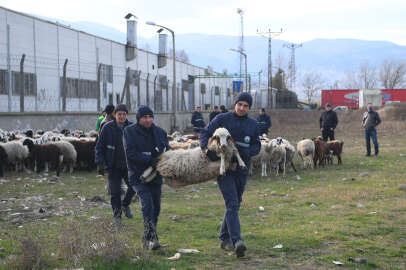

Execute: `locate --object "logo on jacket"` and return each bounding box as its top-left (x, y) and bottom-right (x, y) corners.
top-left (244, 136), bottom-right (250, 144)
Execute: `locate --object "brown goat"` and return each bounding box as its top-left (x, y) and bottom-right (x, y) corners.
top-left (326, 140), bottom-right (344, 165)
top-left (23, 139), bottom-right (63, 176)
top-left (312, 137), bottom-right (328, 168)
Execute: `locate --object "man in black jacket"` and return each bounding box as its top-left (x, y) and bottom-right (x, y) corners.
top-left (191, 106), bottom-right (205, 133)
top-left (319, 103), bottom-right (338, 141)
top-left (362, 103), bottom-right (382, 156)
top-left (257, 108), bottom-right (272, 135)
top-left (95, 104), bottom-right (136, 226)
top-left (209, 106), bottom-right (220, 122)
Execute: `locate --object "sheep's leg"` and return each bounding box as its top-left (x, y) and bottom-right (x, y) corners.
top-left (22, 162), bottom-right (31, 174)
top-left (219, 152), bottom-right (226, 175)
top-left (283, 161), bottom-right (286, 177)
top-left (338, 154), bottom-right (342, 165)
top-left (291, 161), bottom-right (297, 172)
top-left (263, 161), bottom-right (268, 177)
top-left (69, 163), bottom-right (74, 174)
top-left (232, 147), bottom-right (246, 169)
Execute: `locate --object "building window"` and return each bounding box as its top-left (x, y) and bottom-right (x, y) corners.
top-left (0, 70), bottom-right (7, 95)
top-left (62, 77), bottom-right (98, 98)
top-left (200, 83), bottom-right (206, 94)
top-left (214, 86), bottom-right (220, 96)
top-left (101, 64), bottom-right (113, 83)
top-left (11, 71), bottom-right (37, 96)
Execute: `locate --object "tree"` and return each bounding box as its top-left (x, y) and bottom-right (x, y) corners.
top-left (342, 61), bottom-right (378, 89)
top-left (272, 68), bottom-right (287, 91)
top-left (379, 59), bottom-right (406, 89)
top-left (301, 71), bottom-right (325, 104)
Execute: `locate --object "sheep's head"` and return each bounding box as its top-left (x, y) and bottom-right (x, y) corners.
top-left (22, 138), bottom-right (34, 152)
top-left (208, 127), bottom-right (233, 153)
top-left (276, 137), bottom-right (283, 145)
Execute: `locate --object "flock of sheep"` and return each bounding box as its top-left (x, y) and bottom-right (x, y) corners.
top-left (0, 127), bottom-right (344, 185)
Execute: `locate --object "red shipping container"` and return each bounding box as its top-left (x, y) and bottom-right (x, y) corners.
top-left (321, 89), bottom-right (359, 109)
top-left (381, 89), bottom-right (406, 106)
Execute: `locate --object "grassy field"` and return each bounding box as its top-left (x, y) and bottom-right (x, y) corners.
top-left (0, 122), bottom-right (405, 269)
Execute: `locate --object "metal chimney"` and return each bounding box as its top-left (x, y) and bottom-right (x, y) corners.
top-left (125, 13), bottom-right (137, 61)
top-left (158, 33), bottom-right (167, 68)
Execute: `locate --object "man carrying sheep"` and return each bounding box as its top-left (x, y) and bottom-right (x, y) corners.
top-left (124, 106), bottom-right (169, 250)
top-left (319, 103), bottom-right (338, 141)
top-left (200, 92), bottom-right (261, 258)
top-left (95, 104), bottom-right (136, 226)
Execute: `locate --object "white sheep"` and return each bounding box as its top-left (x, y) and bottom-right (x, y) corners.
top-left (269, 144), bottom-right (286, 177)
top-left (250, 141), bottom-right (272, 177)
top-left (51, 141), bottom-right (77, 173)
top-left (297, 139), bottom-right (315, 169)
top-left (281, 141), bottom-right (297, 173)
top-left (141, 127), bottom-right (246, 188)
top-left (0, 141), bottom-right (30, 173)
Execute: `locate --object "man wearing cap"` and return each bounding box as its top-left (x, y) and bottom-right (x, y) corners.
top-left (96, 109), bottom-right (106, 133)
top-left (319, 103), bottom-right (338, 141)
top-left (209, 106), bottom-right (220, 122)
top-left (200, 92), bottom-right (261, 258)
top-left (100, 104), bottom-right (115, 130)
top-left (124, 105), bottom-right (169, 250)
top-left (95, 104), bottom-right (136, 226)
top-left (257, 108), bottom-right (272, 136)
top-left (191, 106), bottom-right (206, 133)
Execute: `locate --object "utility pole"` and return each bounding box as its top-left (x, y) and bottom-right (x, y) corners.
top-left (283, 42), bottom-right (302, 91)
top-left (257, 28), bottom-right (283, 108)
top-left (237, 8), bottom-right (244, 90)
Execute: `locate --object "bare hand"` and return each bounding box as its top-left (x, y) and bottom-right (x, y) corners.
top-left (320, 128), bottom-right (324, 131)
top-left (330, 128), bottom-right (334, 131)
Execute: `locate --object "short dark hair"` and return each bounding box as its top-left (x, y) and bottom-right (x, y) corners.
top-left (368, 102), bottom-right (373, 105)
top-left (214, 106), bottom-right (218, 109)
top-left (261, 108), bottom-right (265, 112)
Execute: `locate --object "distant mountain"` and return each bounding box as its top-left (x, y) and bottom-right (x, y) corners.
top-left (31, 16), bottom-right (406, 86)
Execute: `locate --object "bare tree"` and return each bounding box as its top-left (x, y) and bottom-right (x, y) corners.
top-left (379, 59), bottom-right (406, 89)
top-left (301, 71), bottom-right (325, 104)
top-left (342, 61), bottom-right (378, 89)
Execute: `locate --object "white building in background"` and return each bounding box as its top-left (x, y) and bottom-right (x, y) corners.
top-left (0, 6), bottom-right (235, 112)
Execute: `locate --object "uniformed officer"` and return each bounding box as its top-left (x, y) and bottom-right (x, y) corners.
top-left (95, 104), bottom-right (136, 226)
top-left (256, 108), bottom-right (272, 135)
top-left (123, 106), bottom-right (169, 250)
top-left (191, 106), bottom-right (206, 133)
top-left (200, 92), bottom-right (261, 258)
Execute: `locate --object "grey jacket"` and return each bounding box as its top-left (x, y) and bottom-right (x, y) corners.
top-left (362, 110), bottom-right (381, 131)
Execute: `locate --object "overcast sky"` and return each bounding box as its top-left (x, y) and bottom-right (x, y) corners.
top-left (1, 0), bottom-right (406, 45)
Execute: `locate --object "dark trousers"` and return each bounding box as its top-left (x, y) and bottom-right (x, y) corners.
top-left (132, 182), bottom-right (162, 242)
top-left (322, 128), bottom-right (335, 141)
top-left (365, 129), bottom-right (379, 155)
top-left (218, 169), bottom-right (247, 245)
top-left (108, 168), bottom-right (136, 217)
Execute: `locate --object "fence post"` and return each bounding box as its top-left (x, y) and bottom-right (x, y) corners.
top-left (146, 73), bottom-right (150, 106)
top-left (120, 67), bottom-right (131, 111)
top-left (19, 54), bottom-right (26, 112)
top-left (97, 63), bottom-right (101, 111)
top-left (62, 59), bottom-right (68, 112)
top-left (137, 71), bottom-right (141, 109)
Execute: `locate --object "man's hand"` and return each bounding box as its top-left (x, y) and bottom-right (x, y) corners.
top-left (206, 149), bottom-right (220, 162)
top-left (320, 128), bottom-right (324, 131)
top-left (330, 128), bottom-right (334, 131)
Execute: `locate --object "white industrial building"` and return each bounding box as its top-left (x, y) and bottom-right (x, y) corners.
top-left (0, 6), bottom-right (235, 112)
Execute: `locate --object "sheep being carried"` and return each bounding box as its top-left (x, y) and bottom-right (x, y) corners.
top-left (141, 128), bottom-right (246, 188)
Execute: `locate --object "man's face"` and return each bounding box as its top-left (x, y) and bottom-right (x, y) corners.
top-left (367, 104), bottom-right (373, 111)
top-left (326, 106), bottom-right (331, 111)
top-left (235, 101), bottom-right (249, 116)
top-left (197, 107), bottom-right (201, 113)
top-left (214, 107), bottom-right (218, 112)
top-left (260, 110), bottom-right (265, 115)
top-left (139, 115), bottom-right (154, 128)
top-left (115, 111), bottom-right (127, 125)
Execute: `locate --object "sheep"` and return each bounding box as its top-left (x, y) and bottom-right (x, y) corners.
top-left (269, 144), bottom-right (286, 177)
top-left (0, 146), bottom-right (8, 177)
top-left (40, 131), bottom-right (61, 144)
top-left (22, 139), bottom-right (63, 176)
top-left (282, 142), bottom-right (297, 172)
top-left (326, 140), bottom-right (344, 165)
top-left (68, 138), bottom-right (97, 171)
top-left (0, 141), bottom-right (30, 173)
top-left (51, 141), bottom-right (77, 173)
top-left (250, 141), bottom-right (272, 177)
top-left (142, 127), bottom-right (246, 188)
top-left (169, 139), bottom-right (200, 150)
top-left (297, 139), bottom-right (315, 169)
top-left (312, 137), bottom-right (328, 168)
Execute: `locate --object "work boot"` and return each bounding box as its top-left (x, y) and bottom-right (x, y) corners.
top-left (220, 239), bottom-right (234, 251)
top-left (234, 240), bottom-right (246, 258)
top-left (149, 238), bottom-right (161, 250)
top-left (123, 205), bottom-right (134, 219)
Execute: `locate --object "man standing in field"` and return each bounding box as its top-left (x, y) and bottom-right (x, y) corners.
top-left (319, 103), bottom-right (338, 141)
top-left (257, 108), bottom-right (272, 136)
top-left (200, 92), bottom-right (261, 258)
top-left (362, 103), bottom-right (382, 156)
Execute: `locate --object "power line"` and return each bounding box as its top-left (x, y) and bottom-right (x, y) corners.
top-left (283, 42), bottom-right (302, 91)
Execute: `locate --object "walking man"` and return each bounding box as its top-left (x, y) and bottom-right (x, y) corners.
top-left (362, 103), bottom-right (381, 156)
top-left (191, 106), bottom-right (206, 133)
top-left (319, 103), bottom-right (338, 141)
top-left (256, 108), bottom-right (272, 136)
top-left (124, 106), bottom-right (169, 250)
top-left (95, 104), bottom-right (136, 226)
top-left (200, 92), bottom-right (261, 258)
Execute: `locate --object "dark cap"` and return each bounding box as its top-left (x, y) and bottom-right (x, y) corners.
top-left (326, 103), bottom-right (331, 107)
top-left (115, 104), bottom-right (128, 114)
top-left (137, 105), bottom-right (154, 121)
top-left (235, 92), bottom-right (253, 108)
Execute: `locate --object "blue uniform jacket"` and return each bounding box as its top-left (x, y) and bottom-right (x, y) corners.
top-left (95, 119), bottom-right (132, 170)
top-left (257, 114), bottom-right (272, 135)
top-left (123, 123), bottom-right (169, 186)
top-left (200, 112), bottom-right (261, 169)
top-left (191, 111), bottom-right (205, 128)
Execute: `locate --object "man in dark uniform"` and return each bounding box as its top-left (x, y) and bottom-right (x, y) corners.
top-left (220, 105), bottom-right (228, 114)
top-left (319, 103), bottom-right (338, 141)
top-left (95, 104), bottom-right (136, 226)
top-left (256, 108), bottom-right (272, 135)
top-left (200, 92), bottom-right (261, 258)
top-left (100, 104), bottom-right (115, 130)
top-left (362, 103), bottom-right (382, 156)
top-left (191, 106), bottom-right (206, 133)
top-left (124, 106), bottom-right (169, 250)
top-left (209, 106), bottom-right (220, 122)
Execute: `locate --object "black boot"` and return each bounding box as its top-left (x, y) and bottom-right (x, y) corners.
top-left (123, 205), bottom-right (133, 219)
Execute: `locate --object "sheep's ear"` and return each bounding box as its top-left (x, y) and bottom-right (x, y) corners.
top-left (227, 135), bottom-right (234, 144)
top-left (208, 136), bottom-right (217, 146)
